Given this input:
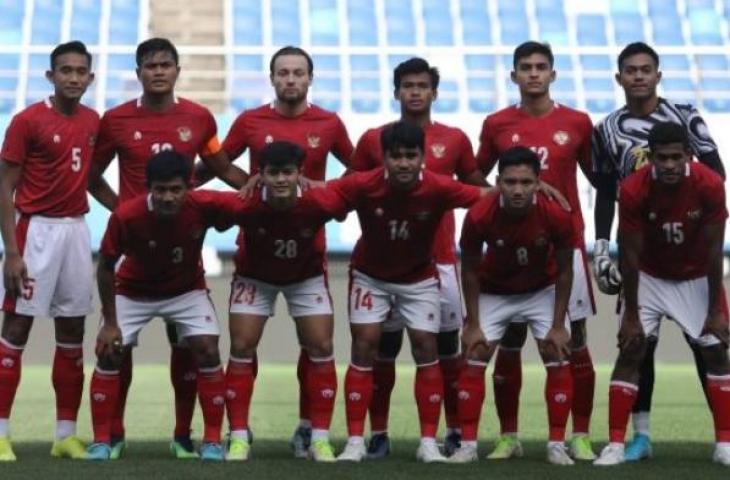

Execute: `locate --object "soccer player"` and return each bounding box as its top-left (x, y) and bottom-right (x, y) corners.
top-left (451, 146), bottom-right (576, 466)
top-left (594, 122), bottom-right (730, 466)
top-left (87, 151), bottom-right (243, 461)
top-left (0, 41), bottom-right (99, 461)
top-left (334, 121), bottom-right (489, 463)
top-left (475, 41), bottom-right (597, 460)
top-left (592, 42), bottom-right (726, 461)
top-left (87, 37), bottom-right (248, 459)
top-left (224, 141), bottom-right (345, 462)
top-left (219, 45), bottom-right (353, 458)
top-left (350, 57), bottom-right (486, 458)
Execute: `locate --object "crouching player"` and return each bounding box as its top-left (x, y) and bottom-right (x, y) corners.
top-left (595, 122), bottom-right (730, 466)
top-left (224, 141), bottom-right (343, 462)
top-left (451, 146), bottom-right (576, 465)
top-left (88, 151), bottom-right (243, 461)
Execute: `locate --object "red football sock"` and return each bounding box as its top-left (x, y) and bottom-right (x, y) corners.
top-left (707, 374), bottom-right (730, 442)
top-left (344, 364), bottom-right (373, 437)
top-left (170, 345), bottom-right (197, 438)
top-left (197, 366), bottom-right (226, 444)
top-left (493, 348), bottom-right (522, 434)
top-left (457, 361), bottom-right (487, 442)
top-left (90, 368), bottom-right (120, 444)
top-left (307, 356), bottom-right (337, 431)
top-left (297, 349), bottom-right (311, 423)
top-left (608, 381), bottom-right (638, 443)
top-left (52, 344), bottom-right (84, 422)
top-left (545, 363), bottom-right (573, 442)
top-left (225, 357), bottom-right (255, 432)
top-left (415, 362), bottom-right (444, 439)
top-left (111, 349), bottom-right (133, 438)
top-left (369, 358), bottom-right (396, 432)
top-left (440, 355), bottom-right (463, 430)
top-left (0, 339), bottom-right (23, 419)
top-left (570, 346), bottom-right (595, 435)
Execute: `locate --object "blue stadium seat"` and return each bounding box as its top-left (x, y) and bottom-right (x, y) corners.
top-left (462, 14), bottom-right (492, 45)
top-left (464, 55), bottom-right (495, 71)
top-left (312, 97), bottom-right (341, 112)
top-left (689, 9), bottom-right (723, 45)
top-left (661, 55), bottom-right (691, 71)
top-left (553, 55), bottom-right (572, 72)
top-left (534, 0), bottom-right (564, 13)
top-left (350, 55), bottom-right (379, 72)
top-left (234, 1), bottom-right (263, 45)
top-left (700, 76), bottom-right (730, 111)
top-left (537, 12), bottom-right (568, 45)
top-left (584, 78), bottom-right (614, 93)
top-left (388, 55), bottom-right (410, 70)
top-left (0, 54), bottom-right (20, 71)
top-left (313, 55), bottom-right (340, 72)
top-left (0, 0), bottom-right (23, 42)
top-left (613, 14), bottom-right (646, 44)
top-left (32, 0), bottom-right (62, 46)
top-left (586, 98), bottom-right (617, 113)
top-left (313, 76), bottom-right (341, 111)
top-left (433, 80), bottom-right (458, 113)
top-left (699, 77), bottom-right (730, 91)
top-left (552, 77), bottom-right (575, 93)
top-left (309, 0), bottom-right (339, 46)
top-left (351, 76), bottom-right (380, 113)
top-left (0, 77), bottom-right (18, 91)
top-left (497, 0), bottom-right (526, 15)
top-left (696, 55), bottom-right (729, 71)
top-left (611, 0), bottom-right (640, 14)
top-left (347, 0), bottom-right (377, 45)
top-left (702, 98), bottom-right (730, 112)
top-left (685, 0), bottom-right (716, 10)
top-left (386, 13), bottom-right (416, 46)
top-left (28, 54), bottom-right (48, 72)
top-left (580, 55), bottom-right (612, 72)
top-left (425, 20), bottom-right (454, 46)
top-left (107, 54), bottom-right (136, 71)
top-left (662, 77), bottom-right (694, 93)
top-left (71, 0), bottom-right (101, 45)
top-left (576, 14), bottom-right (608, 46)
top-left (0, 98), bottom-right (14, 113)
top-left (499, 12), bottom-right (530, 45)
top-left (109, 0), bottom-right (139, 45)
top-left (647, 0), bottom-right (677, 16)
top-left (234, 55), bottom-right (263, 72)
top-left (651, 14), bottom-right (685, 45)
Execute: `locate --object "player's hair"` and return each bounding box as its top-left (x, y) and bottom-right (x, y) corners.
top-left (145, 150), bottom-right (192, 187)
top-left (617, 42), bottom-right (659, 71)
top-left (513, 41), bottom-right (554, 68)
top-left (259, 141), bottom-right (305, 170)
top-left (647, 122), bottom-right (690, 152)
top-left (380, 121), bottom-right (425, 155)
top-left (393, 57), bottom-right (440, 90)
top-left (497, 146), bottom-right (541, 176)
top-left (50, 41), bottom-right (92, 70)
top-left (270, 46), bottom-right (314, 76)
top-left (135, 37), bottom-right (179, 67)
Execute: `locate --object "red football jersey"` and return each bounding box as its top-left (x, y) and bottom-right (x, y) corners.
top-left (351, 121), bottom-right (479, 264)
top-left (93, 97), bottom-right (221, 203)
top-left (233, 187), bottom-right (347, 285)
top-left (222, 103), bottom-right (353, 180)
top-left (329, 169), bottom-right (482, 283)
top-left (100, 190), bottom-right (242, 298)
top-left (476, 104), bottom-right (592, 244)
top-left (619, 162), bottom-right (727, 280)
top-left (460, 192), bottom-right (574, 295)
top-left (0, 98), bottom-right (99, 216)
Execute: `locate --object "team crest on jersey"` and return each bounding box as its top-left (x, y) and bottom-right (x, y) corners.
top-left (134, 130), bottom-right (142, 140)
top-left (307, 133), bottom-right (320, 149)
top-left (687, 209), bottom-right (702, 220)
top-left (511, 133), bottom-right (520, 143)
top-left (300, 228), bottom-right (313, 238)
top-left (264, 135), bottom-right (274, 144)
top-left (178, 126), bottom-right (192, 142)
top-left (88, 134), bottom-right (96, 146)
top-left (553, 130), bottom-right (569, 146)
top-left (53, 134), bottom-right (61, 144)
top-left (415, 210), bottom-right (431, 221)
top-left (374, 207), bottom-right (384, 217)
top-left (431, 143), bottom-right (446, 158)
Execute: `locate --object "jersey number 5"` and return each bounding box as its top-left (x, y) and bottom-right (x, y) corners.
top-left (71, 147), bottom-right (81, 172)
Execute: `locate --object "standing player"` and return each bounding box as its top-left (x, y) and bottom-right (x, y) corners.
top-left (475, 41), bottom-right (597, 460)
top-left (450, 146), bottom-right (575, 465)
top-left (334, 121), bottom-right (489, 463)
top-left (594, 122), bottom-right (730, 466)
top-left (592, 42), bottom-right (726, 461)
top-left (0, 41), bottom-right (99, 461)
top-left (220, 45), bottom-right (353, 458)
top-left (88, 151), bottom-right (243, 461)
top-left (87, 38), bottom-right (248, 460)
top-left (224, 141), bottom-right (346, 462)
top-left (350, 57), bottom-right (486, 458)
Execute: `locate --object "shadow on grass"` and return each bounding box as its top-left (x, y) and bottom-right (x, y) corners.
top-left (1, 439), bottom-right (727, 480)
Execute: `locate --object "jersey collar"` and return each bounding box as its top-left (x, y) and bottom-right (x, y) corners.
top-left (137, 94), bottom-right (179, 108)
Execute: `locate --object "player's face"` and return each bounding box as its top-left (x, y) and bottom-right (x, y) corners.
top-left (395, 72), bottom-right (436, 115)
top-left (136, 51), bottom-right (180, 95)
top-left (271, 54), bottom-right (311, 105)
top-left (384, 146), bottom-right (423, 189)
top-left (261, 163), bottom-right (300, 200)
top-left (497, 165), bottom-right (539, 210)
top-left (150, 177), bottom-right (188, 216)
top-left (511, 53), bottom-right (555, 98)
top-left (46, 52), bottom-right (94, 101)
top-left (616, 53), bottom-right (661, 101)
top-left (650, 143), bottom-right (689, 185)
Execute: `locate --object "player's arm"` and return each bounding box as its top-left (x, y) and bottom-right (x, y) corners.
top-left (593, 171), bottom-right (622, 294)
top-left (0, 160), bottom-right (27, 297)
top-left (88, 114), bottom-right (120, 210)
top-left (88, 162), bottom-right (119, 211)
top-left (200, 149), bottom-right (249, 190)
top-left (544, 246), bottom-right (573, 359)
top-left (96, 253), bottom-right (123, 357)
top-left (617, 229), bottom-right (645, 349)
top-left (459, 213), bottom-right (489, 357)
top-left (702, 221), bottom-right (728, 345)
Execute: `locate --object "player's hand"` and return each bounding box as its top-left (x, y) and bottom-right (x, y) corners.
top-left (461, 322), bottom-right (489, 359)
top-left (593, 239), bottom-right (622, 295)
top-left (237, 173), bottom-right (261, 199)
top-left (702, 310), bottom-right (730, 347)
top-left (538, 181), bottom-right (572, 212)
top-left (299, 176), bottom-right (325, 191)
top-left (95, 324), bottom-right (123, 358)
top-left (543, 326), bottom-right (571, 360)
top-left (2, 252), bottom-right (27, 298)
top-left (618, 310), bottom-right (645, 351)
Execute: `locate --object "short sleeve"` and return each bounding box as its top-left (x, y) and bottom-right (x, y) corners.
top-left (475, 116), bottom-right (498, 174)
top-left (0, 113), bottom-right (31, 165)
top-left (350, 130), bottom-right (379, 171)
top-left (99, 212), bottom-right (125, 261)
top-left (680, 104), bottom-right (719, 157)
top-left (618, 183), bottom-right (644, 234)
top-left (550, 207), bottom-right (575, 250)
top-left (702, 175), bottom-right (728, 225)
top-left (459, 208), bottom-right (485, 253)
top-left (439, 176), bottom-right (482, 210)
top-left (199, 109), bottom-right (222, 158)
top-left (221, 113), bottom-right (249, 160)
top-left (303, 185), bottom-right (351, 220)
top-left (91, 112), bottom-right (117, 170)
top-left (455, 130), bottom-right (478, 178)
top-left (591, 123), bottom-right (614, 175)
top-left (332, 115), bottom-right (354, 165)
top-left (199, 191), bottom-right (246, 231)
top-left (325, 174), bottom-right (363, 208)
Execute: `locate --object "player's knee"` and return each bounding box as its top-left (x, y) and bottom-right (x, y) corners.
top-left (701, 344), bottom-right (730, 375)
top-left (569, 320), bottom-right (587, 349)
top-left (97, 351), bottom-right (123, 372)
top-left (165, 322), bottom-right (180, 346)
top-left (409, 334), bottom-right (438, 365)
top-left (306, 338), bottom-right (333, 358)
top-left (378, 330), bottom-right (404, 359)
top-left (230, 334), bottom-right (258, 358)
top-left (500, 323), bottom-right (528, 349)
top-left (1, 314), bottom-right (32, 346)
top-left (437, 329), bottom-right (459, 357)
top-left (54, 317), bottom-right (85, 344)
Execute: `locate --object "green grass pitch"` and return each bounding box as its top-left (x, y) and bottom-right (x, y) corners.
top-left (0, 364), bottom-right (725, 479)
